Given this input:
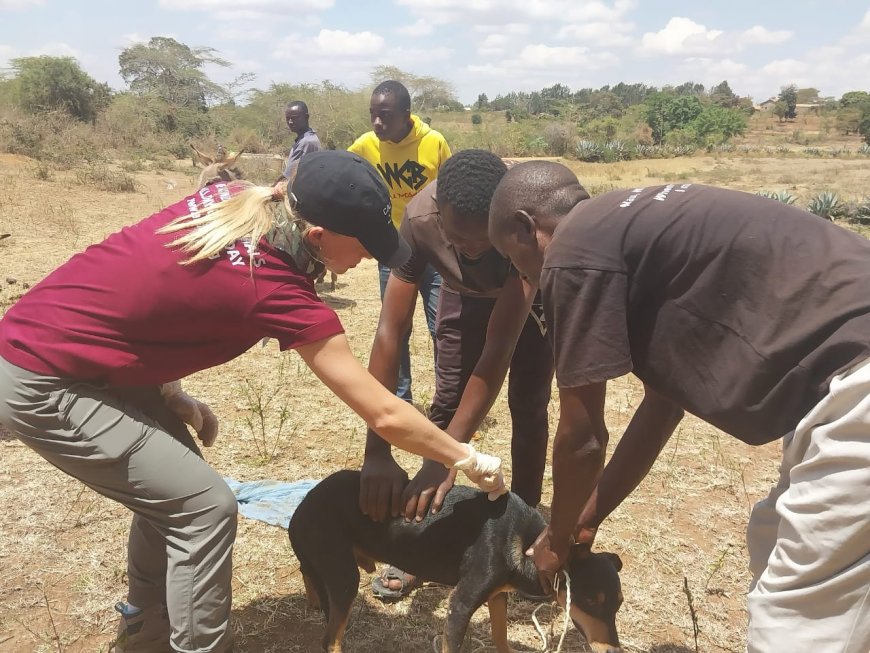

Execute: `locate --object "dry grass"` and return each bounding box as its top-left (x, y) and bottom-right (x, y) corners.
top-left (0, 150), bottom-right (867, 653)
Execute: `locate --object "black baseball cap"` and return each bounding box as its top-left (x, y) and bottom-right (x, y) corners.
top-left (290, 150), bottom-right (410, 268)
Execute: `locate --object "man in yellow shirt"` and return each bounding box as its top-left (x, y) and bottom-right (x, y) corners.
top-left (349, 80), bottom-right (451, 403)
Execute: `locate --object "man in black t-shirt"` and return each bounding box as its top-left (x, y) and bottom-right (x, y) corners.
top-left (488, 161), bottom-right (870, 653)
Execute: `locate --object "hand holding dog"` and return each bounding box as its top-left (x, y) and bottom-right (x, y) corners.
top-left (359, 452), bottom-right (409, 522)
top-left (401, 460), bottom-right (458, 521)
top-left (527, 528), bottom-right (570, 595)
top-left (450, 443), bottom-right (507, 500)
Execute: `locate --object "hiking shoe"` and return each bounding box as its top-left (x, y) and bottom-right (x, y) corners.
top-left (110, 601), bottom-right (171, 653)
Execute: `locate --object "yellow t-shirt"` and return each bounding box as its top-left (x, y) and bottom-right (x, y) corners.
top-left (348, 115), bottom-right (451, 229)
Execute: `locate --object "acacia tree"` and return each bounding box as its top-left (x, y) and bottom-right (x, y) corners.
top-left (11, 56), bottom-right (111, 122)
top-left (119, 37), bottom-right (230, 110)
top-left (369, 65), bottom-right (459, 112)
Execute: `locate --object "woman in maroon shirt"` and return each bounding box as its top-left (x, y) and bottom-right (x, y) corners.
top-left (0, 151), bottom-right (504, 653)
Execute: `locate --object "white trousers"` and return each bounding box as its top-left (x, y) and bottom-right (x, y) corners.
top-left (746, 357), bottom-right (870, 653)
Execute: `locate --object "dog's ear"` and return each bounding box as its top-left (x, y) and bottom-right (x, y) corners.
top-left (601, 551), bottom-right (623, 572)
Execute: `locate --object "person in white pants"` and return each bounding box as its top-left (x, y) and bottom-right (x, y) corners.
top-left (487, 160), bottom-right (870, 653)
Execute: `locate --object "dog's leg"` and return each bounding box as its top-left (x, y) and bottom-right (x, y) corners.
top-left (302, 572), bottom-right (322, 610)
top-left (330, 272), bottom-right (337, 291)
top-left (487, 592), bottom-right (515, 653)
top-left (321, 564), bottom-right (359, 653)
top-left (442, 580), bottom-right (495, 653)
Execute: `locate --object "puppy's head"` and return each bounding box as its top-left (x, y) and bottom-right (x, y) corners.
top-left (556, 545), bottom-right (624, 653)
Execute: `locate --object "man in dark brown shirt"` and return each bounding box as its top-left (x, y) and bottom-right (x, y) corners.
top-left (361, 150), bottom-right (554, 599)
top-left (489, 161), bottom-right (870, 653)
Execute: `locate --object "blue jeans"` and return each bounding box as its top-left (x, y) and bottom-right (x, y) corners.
top-left (378, 263), bottom-right (441, 403)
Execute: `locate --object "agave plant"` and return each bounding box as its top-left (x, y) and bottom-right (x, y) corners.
top-left (757, 190), bottom-right (798, 205)
top-left (634, 143), bottom-right (656, 158)
top-left (604, 140), bottom-right (628, 161)
top-left (670, 144), bottom-right (696, 157)
top-left (575, 140), bottom-right (603, 162)
top-left (808, 192), bottom-right (841, 220)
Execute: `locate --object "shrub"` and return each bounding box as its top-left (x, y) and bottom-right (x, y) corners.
top-left (75, 165), bottom-right (138, 193)
top-left (471, 113), bottom-right (483, 125)
top-left (542, 122), bottom-right (574, 156)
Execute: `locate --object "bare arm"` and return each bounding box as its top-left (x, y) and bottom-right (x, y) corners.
top-left (574, 383), bottom-right (684, 542)
top-left (360, 274), bottom-right (419, 520)
top-left (401, 277), bottom-right (537, 519)
top-left (528, 382), bottom-right (609, 591)
top-left (364, 274), bottom-right (419, 459)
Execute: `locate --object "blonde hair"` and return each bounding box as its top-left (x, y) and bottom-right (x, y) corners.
top-left (159, 182), bottom-right (299, 265)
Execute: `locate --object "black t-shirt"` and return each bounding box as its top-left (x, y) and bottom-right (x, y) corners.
top-left (542, 183), bottom-right (870, 445)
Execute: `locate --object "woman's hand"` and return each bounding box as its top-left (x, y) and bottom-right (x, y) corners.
top-left (450, 443), bottom-right (507, 500)
top-left (161, 381), bottom-right (219, 447)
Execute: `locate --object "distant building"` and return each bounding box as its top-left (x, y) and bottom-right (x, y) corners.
top-left (753, 98), bottom-right (822, 115)
top-left (755, 97), bottom-right (778, 111)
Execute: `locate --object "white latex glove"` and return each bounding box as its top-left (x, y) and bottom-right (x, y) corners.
top-left (448, 443), bottom-right (507, 500)
top-left (160, 381), bottom-right (219, 447)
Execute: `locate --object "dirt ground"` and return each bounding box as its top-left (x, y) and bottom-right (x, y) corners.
top-left (0, 150), bottom-right (867, 653)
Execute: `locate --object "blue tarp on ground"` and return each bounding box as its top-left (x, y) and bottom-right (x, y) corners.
top-left (223, 478), bottom-right (319, 529)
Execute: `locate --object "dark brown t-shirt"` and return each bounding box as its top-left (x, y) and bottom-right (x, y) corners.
top-left (543, 183), bottom-right (870, 445)
top-left (393, 181), bottom-right (515, 297)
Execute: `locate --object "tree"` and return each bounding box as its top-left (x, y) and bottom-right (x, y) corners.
top-left (836, 107), bottom-right (863, 134)
top-left (859, 110), bottom-right (870, 144)
top-left (610, 82), bottom-right (654, 106)
top-left (369, 65), bottom-right (458, 112)
top-left (587, 90), bottom-right (624, 119)
top-left (795, 88), bottom-right (820, 104)
top-left (10, 56), bottom-right (111, 122)
top-left (672, 81), bottom-right (706, 97)
top-left (778, 84), bottom-right (798, 120)
top-left (772, 101), bottom-right (788, 122)
top-left (644, 92), bottom-right (703, 144)
top-left (692, 105), bottom-right (747, 143)
top-left (710, 80), bottom-right (739, 108)
top-left (840, 91), bottom-right (870, 108)
top-left (119, 36), bottom-right (230, 110)
top-left (476, 93), bottom-right (489, 110)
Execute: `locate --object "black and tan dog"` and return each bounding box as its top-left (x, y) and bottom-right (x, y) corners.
top-left (288, 470), bottom-right (624, 653)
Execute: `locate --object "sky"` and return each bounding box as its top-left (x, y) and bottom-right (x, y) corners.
top-left (1, 0), bottom-right (869, 105)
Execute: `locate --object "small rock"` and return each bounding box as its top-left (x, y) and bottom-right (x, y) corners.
top-left (6, 277), bottom-right (17, 285)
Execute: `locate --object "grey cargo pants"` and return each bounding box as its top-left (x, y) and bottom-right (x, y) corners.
top-left (0, 355), bottom-right (236, 653)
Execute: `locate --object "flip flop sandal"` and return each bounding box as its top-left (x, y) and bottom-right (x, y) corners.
top-left (371, 566), bottom-right (421, 601)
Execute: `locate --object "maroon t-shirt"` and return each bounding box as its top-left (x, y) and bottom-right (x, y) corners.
top-left (542, 183), bottom-right (870, 445)
top-left (0, 182), bottom-right (343, 385)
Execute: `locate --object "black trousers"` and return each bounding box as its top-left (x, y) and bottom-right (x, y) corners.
top-left (428, 288), bottom-right (554, 506)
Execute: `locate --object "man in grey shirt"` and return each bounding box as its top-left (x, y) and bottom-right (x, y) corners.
top-left (278, 100), bottom-right (322, 181)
